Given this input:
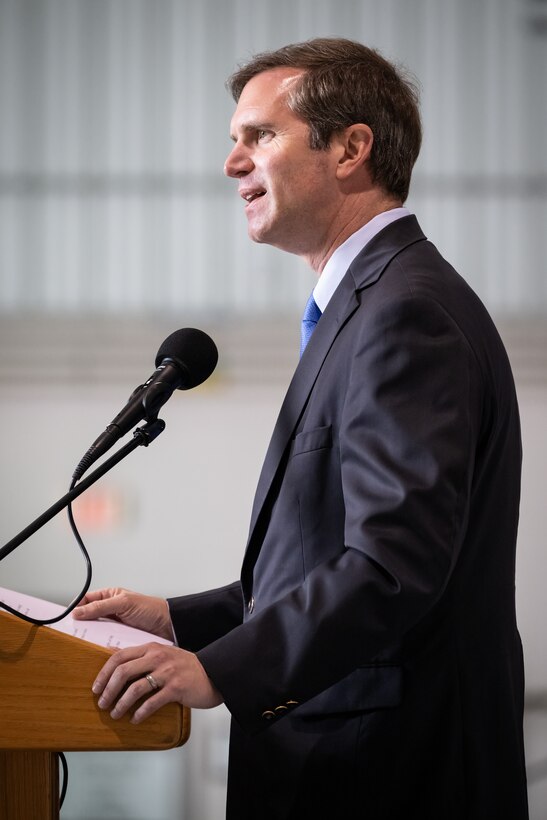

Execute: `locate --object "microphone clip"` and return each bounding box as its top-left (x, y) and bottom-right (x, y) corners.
top-left (132, 417), bottom-right (166, 447)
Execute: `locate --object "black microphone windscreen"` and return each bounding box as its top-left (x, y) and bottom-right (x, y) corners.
top-left (155, 328), bottom-right (218, 389)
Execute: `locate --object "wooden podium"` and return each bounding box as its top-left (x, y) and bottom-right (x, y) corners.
top-left (0, 609), bottom-right (190, 819)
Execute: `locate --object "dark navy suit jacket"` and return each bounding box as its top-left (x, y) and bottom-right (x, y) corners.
top-left (169, 216), bottom-right (528, 819)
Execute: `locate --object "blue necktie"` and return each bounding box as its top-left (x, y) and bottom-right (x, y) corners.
top-left (300, 293), bottom-right (322, 357)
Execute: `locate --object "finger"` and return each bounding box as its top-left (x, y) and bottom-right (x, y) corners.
top-left (74, 588), bottom-right (132, 621)
top-left (75, 588), bottom-right (122, 606)
top-left (131, 688), bottom-right (171, 724)
top-left (108, 675), bottom-right (162, 720)
top-left (92, 645), bottom-right (147, 698)
top-left (73, 597), bottom-right (120, 621)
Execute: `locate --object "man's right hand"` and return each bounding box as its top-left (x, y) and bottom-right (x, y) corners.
top-left (72, 588), bottom-right (173, 641)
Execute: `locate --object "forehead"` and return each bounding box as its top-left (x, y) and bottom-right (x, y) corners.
top-left (230, 67), bottom-right (306, 135)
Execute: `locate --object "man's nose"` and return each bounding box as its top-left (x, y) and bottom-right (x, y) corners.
top-left (224, 143), bottom-right (253, 178)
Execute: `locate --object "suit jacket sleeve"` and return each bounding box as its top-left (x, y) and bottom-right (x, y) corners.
top-left (167, 581), bottom-right (243, 651)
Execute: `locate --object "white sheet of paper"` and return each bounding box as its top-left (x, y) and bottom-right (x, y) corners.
top-left (0, 586), bottom-right (173, 649)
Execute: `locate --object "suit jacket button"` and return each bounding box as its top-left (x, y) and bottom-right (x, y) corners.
top-left (261, 710), bottom-right (275, 720)
top-left (274, 705), bottom-right (288, 715)
top-left (247, 596), bottom-right (255, 614)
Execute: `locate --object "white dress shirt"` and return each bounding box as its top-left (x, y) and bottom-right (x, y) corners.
top-left (313, 207), bottom-right (410, 313)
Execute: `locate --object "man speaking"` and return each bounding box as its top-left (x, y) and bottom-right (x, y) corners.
top-left (74, 38), bottom-right (529, 819)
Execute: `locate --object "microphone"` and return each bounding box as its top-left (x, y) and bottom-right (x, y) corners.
top-left (73, 328), bottom-right (218, 481)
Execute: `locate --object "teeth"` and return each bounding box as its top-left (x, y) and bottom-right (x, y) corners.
top-left (243, 191), bottom-right (265, 203)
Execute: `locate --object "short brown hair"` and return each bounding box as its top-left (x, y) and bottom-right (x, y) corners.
top-left (227, 38), bottom-right (422, 202)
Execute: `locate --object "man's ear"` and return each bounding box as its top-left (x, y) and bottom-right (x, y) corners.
top-left (335, 124), bottom-right (374, 180)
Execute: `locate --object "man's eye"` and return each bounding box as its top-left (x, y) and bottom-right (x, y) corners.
top-left (257, 130), bottom-right (269, 140)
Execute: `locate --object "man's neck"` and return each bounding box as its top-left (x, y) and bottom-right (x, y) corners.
top-left (306, 193), bottom-right (403, 274)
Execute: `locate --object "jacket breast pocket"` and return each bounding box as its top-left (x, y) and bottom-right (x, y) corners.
top-left (292, 425), bottom-right (332, 457)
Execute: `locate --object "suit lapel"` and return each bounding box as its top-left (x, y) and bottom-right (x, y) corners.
top-left (243, 215), bottom-right (426, 561)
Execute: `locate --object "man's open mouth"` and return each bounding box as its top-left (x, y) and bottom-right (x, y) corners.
top-left (243, 190), bottom-right (266, 204)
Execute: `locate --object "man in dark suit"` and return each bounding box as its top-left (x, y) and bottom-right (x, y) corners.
top-left (74, 38), bottom-right (529, 818)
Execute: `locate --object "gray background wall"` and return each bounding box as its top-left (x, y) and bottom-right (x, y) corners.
top-left (0, 1), bottom-right (546, 817)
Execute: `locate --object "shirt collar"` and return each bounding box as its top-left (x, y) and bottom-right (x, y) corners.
top-left (313, 207), bottom-right (410, 313)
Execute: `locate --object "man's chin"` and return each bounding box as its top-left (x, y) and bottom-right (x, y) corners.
top-left (247, 224), bottom-right (270, 245)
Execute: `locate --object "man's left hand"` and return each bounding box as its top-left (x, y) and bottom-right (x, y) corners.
top-left (92, 643), bottom-right (223, 724)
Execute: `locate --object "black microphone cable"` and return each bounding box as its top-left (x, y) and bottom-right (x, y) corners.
top-left (0, 475), bottom-right (92, 626)
top-left (58, 751), bottom-right (69, 809)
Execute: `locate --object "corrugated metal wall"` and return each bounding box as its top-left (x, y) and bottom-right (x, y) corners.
top-left (0, 0), bottom-right (545, 317)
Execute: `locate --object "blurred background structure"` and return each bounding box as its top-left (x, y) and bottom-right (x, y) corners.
top-left (0, 0), bottom-right (546, 817)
